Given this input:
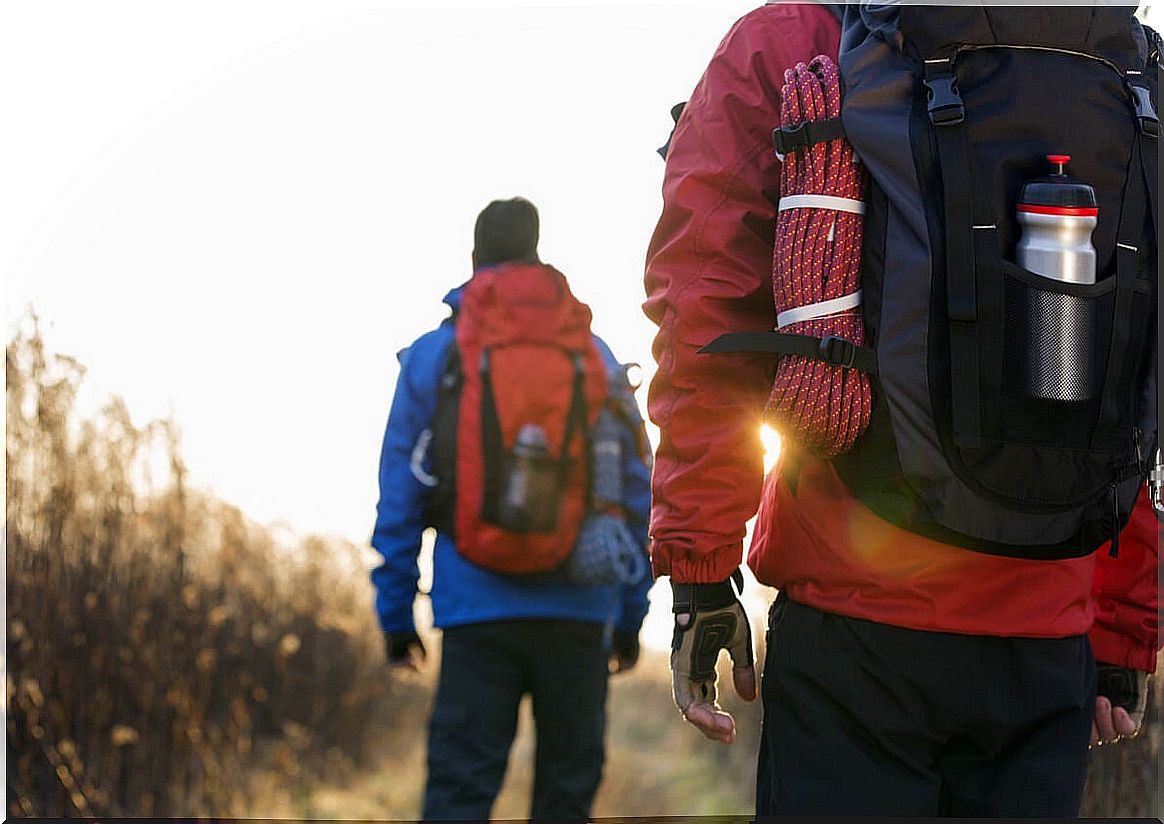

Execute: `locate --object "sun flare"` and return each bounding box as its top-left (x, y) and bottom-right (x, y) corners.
top-left (760, 424), bottom-right (782, 474)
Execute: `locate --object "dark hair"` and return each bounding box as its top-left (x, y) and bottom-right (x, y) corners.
top-left (472, 197), bottom-right (540, 268)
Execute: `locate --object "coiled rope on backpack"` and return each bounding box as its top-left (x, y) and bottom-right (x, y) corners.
top-left (766, 56), bottom-right (872, 458)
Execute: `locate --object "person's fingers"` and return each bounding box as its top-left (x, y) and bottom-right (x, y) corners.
top-left (682, 702), bottom-right (736, 745)
top-left (1094, 696), bottom-right (1117, 743)
top-left (726, 621), bottom-right (755, 700)
top-left (610, 654), bottom-right (636, 675)
top-left (726, 624), bottom-right (751, 665)
top-left (673, 666), bottom-right (719, 710)
top-left (1112, 706), bottom-right (1138, 737)
top-left (732, 664), bottom-right (758, 702)
top-left (671, 658), bottom-right (691, 710)
top-left (1090, 721), bottom-right (1100, 748)
top-left (389, 649), bottom-right (422, 673)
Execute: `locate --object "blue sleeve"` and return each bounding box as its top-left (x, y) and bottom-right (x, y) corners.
top-left (370, 333), bottom-right (445, 634)
top-left (593, 337), bottom-right (655, 637)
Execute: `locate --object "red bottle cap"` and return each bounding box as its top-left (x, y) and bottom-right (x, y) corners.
top-left (1018, 154), bottom-right (1096, 215)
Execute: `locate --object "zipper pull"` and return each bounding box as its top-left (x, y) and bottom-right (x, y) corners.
top-left (1109, 482), bottom-right (1121, 559)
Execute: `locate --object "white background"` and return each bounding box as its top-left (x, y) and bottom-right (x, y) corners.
top-left (4, 1), bottom-right (765, 541)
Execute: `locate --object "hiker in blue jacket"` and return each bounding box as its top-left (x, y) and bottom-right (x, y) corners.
top-left (370, 197), bottom-right (653, 821)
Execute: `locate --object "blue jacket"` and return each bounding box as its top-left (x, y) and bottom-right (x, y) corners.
top-left (371, 282), bottom-right (654, 642)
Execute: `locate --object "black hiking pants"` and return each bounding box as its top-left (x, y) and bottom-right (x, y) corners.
top-left (756, 592), bottom-right (1096, 817)
top-left (421, 618), bottom-right (608, 821)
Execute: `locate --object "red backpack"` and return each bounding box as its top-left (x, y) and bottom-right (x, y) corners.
top-left (425, 262), bottom-right (608, 574)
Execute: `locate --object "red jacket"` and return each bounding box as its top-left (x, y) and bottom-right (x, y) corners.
top-left (643, 2), bottom-right (1160, 672)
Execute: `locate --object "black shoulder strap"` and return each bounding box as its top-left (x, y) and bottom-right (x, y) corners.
top-left (424, 341), bottom-right (462, 533)
top-left (478, 348), bottom-right (506, 525)
top-left (1142, 23), bottom-right (1162, 67)
top-left (556, 353), bottom-right (591, 500)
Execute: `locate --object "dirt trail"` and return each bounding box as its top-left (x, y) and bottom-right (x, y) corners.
top-left (241, 652), bottom-right (760, 820)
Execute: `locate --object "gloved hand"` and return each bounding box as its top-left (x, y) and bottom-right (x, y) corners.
top-left (1091, 662), bottom-right (1150, 747)
top-left (385, 630), bottom-right (426, 672)
top-left (670, 569), bottom-right (756, 745)
top-left (610, 630), bottom-right (640, 674)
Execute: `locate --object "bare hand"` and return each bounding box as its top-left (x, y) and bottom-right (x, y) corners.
top-left (1090, 696), bottom-right (1140, 747)
top-left (385, 631), bottom-right (426, 673)
top-left (610, 652), bottom-right (638, 675)
top-left (609, 630), bottom-right (641, 675)
top-left (389, 655), bottom-right (423, 674)
top-left (1090, 666), bottom-right (1148, 748)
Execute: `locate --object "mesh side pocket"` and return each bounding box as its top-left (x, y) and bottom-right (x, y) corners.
top-left (961, 267), bottom-right (1119, 505)
top-left (1005, 280), bottom-right (1096, 402)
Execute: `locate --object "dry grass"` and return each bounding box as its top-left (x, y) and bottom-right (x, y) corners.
top-left (6, 321), bottom-right (406, 817)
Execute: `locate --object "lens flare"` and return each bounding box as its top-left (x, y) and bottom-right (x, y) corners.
top-left (760, 424), bottom-right (782, 474)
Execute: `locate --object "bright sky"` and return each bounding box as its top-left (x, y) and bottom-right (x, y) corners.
top-left (3, 0), bottom-right (760, 536)
top-left (4, 2), bottom-right (1159, 651)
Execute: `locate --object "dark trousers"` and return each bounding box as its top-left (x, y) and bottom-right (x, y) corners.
top-left (756, 593), bottom-right (1096, 817)
top-left (421, 619), bottom-right (608, 821)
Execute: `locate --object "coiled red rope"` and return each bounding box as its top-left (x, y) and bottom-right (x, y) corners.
top-left (766, 55), bottom-right (871, 459)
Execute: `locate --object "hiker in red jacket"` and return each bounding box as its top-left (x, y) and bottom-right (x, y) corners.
top-left (645, 2), bottom-right (1160, 816)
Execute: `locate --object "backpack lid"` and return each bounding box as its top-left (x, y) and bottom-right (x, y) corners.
top-left (1018, 155), bottom-right (1099, 213)
top-left (880, 4), bottom-right (1147, 70)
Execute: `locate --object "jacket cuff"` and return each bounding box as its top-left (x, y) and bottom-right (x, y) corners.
top-left (651, 539), bottom-right (744, 584)
top-left (1089, 623), bottom-right (1160, 673)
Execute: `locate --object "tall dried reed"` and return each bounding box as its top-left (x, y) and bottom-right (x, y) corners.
top-left (6, 321), bottom-right (395, 817)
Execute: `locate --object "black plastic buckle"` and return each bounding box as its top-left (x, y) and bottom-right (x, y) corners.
top-left (924, 74), bottom-right (964, 126)
top-left (818, 335), bottom-right (857, 368)
top-left (772, 118), bottom-right (846, 156)
top-left (1127, 82), bottom-right (1159, 138)
top-left (773, 123), bottom-right (810, 155)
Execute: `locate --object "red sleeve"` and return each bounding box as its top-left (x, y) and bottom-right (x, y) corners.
top-left (1088, 488), bottom-right (1161, 673)
top-left (642, 4), bottom-right (841, 583)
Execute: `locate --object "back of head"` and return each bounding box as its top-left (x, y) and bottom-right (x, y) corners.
top-left (472, 197), bottom-right (541, 269)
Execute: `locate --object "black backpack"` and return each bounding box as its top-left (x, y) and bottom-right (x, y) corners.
top-left (826, 5), bottom-right (1159, 560)
top-left (702, 5), bottom-right (1160, 559)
